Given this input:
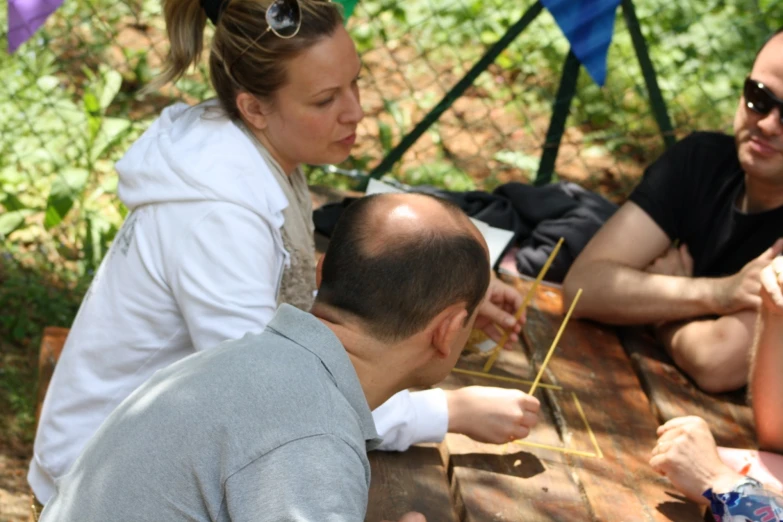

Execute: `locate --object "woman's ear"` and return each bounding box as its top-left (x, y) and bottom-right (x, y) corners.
top-left (236, 92), bottom-right (269, 131)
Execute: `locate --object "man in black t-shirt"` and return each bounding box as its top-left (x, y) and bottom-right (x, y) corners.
top-left (563, 28), bottom-right (783, 393)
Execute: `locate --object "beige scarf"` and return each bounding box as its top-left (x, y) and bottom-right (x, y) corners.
top-left (237, 122), bottom-right (317, 312)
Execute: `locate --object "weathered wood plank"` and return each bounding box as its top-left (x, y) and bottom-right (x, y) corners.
top-left (366, 445), bottom-right (457, 522)
top-left (515, 279), bottom-right (704, 522)
top-left (619, 327), bottom-right (756, 450)
top-left (440, 349), bottom-right (592, 522)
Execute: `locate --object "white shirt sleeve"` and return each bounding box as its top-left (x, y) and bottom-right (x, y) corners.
top-left (169, 204), bottom-right (283, 351)
top-left (372, 388), bottom-right (449, 451)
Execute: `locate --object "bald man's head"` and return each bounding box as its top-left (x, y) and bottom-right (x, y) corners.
top-left (315, 193), bottom-right (490, 342)
top-left (354, 192), bottom-right (487, 257)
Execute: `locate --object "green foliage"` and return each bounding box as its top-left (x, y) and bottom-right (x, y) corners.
top-left (350, 0), bottom-right (783, 185)
top-left (401, 160), bottom-right (476, 191)
top-left (0, 56), bottom-right (137, 272)
top-left (0, 250), bottom-right (90, 344)
top-left (0, 361), bottom-right (37, 444)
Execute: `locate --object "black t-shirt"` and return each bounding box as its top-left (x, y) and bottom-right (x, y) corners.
top-left (629, 132), bottom-right (783, 278)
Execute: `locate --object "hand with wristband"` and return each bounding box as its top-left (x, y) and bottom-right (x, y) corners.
top-left (650, 416), bottom-right (783, 519)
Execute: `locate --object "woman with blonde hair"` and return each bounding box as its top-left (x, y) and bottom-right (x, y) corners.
top-left (29, 0), bottom-right (540, 509)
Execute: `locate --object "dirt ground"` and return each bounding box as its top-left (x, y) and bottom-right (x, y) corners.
top-left (0, 338), bottom-right (36, 522)
top-left (0, 446), bottom-right (31, 522)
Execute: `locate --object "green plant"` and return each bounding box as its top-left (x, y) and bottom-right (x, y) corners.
top-left (401, 159), bottom-right (476, 191)
top-left (1, 61), bottom-right (137, 270)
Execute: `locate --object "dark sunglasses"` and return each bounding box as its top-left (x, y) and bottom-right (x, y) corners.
top-left (744, 77), bottom-right (783, 126)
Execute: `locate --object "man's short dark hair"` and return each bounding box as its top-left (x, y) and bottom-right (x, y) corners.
top-left (316, 194), bottom-right (490, 342)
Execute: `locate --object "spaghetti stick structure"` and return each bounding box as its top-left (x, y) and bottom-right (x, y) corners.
top-left (527, 288), bottom-right (582, 396)
top-left (482, 237), bottom-right (564, 373)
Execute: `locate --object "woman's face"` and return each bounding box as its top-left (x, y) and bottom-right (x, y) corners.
top-left (257, 26), bottom-right (364, 174)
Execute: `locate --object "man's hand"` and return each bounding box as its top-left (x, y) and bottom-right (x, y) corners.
top-left (760, 257), bottom-right (783, 316)
top-left (649, 416), bottom-right (742, 505)
top-left (645, 244), bottom-right (693, 277)
top-left (447, 386), bottom-right (540, 444)
top-left (713, 239), bottom-right (783, 315)
top-left (474, 279), bottom-right (524, 349)
top-left (381, 512), bottom-right (426, 522)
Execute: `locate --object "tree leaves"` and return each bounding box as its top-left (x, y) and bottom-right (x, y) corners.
top-left (0, 210), bottom-right (34, 240)
top-left (43, 168), bottom-right (89, 230)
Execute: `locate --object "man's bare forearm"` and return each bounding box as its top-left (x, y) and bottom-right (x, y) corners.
top-left (751, 310), bottom-right (783, 452)
top-left (564, 261), bottom-right (721, 325)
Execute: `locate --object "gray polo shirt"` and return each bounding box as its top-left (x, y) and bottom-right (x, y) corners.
top-left (40, 304), bottom-right (381, 522)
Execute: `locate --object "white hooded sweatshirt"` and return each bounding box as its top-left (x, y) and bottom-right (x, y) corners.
top-left (29, 101), bottom-right (448, 503)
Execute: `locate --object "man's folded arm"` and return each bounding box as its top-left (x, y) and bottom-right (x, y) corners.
top-left (564, 202), bottom-right (722, 325)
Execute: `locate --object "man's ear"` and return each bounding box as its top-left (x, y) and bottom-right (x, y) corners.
top-left (236, 92), bottom-right (270, 131)
top-left (316, 254), bottom-right (325, 288)
top-left (431, 307), bottom-right (469, 360)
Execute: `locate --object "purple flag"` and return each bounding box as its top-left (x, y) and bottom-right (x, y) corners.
top-left (8, 0), bottom-right (64, 53)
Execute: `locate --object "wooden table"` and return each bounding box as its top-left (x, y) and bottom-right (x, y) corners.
top-left (366, 276), bottom-right (756, 522)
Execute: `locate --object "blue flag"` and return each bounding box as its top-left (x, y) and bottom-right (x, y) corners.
top-left (540, 0), bottom-right (621, 86)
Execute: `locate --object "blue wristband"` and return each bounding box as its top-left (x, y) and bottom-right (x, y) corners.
top-left (704, 477), bottom-right (783, 521)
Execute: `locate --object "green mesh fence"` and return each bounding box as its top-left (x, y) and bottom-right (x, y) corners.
top-left (1, 0), bottom-right (782, 271)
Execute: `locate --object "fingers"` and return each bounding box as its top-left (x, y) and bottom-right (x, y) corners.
top-left (679, 244), bottom-right (694, 276)
top-left (646, 247), bottom-right (691, 276)
top-left (649, 453), bottom-right (668, 475)
top-left (761, 262), bottom-right (783, 310)
top-left (480, 301), bottom-right (519, 330)
top-left (656, 426), bottom-right (686, 446)
top-left (494, 279), bottom-right (524, 311)
top-left (480, 321), bottom-right (519, 348)
top-left (764, 238), bottom-right (783, 260)
top-left (450, 386), bottom-right (542, 444)
top-left (651, 439), bottom-right (673, 458)
top-left (656, 415), bottom-right (705, 436)
top-left (772, 256), bottom-right (783, 277)
top-left (486, 279), bottom-right (524, 310)
top-left (516, 394), bottom-right (540, 434)
top-left (510, 411), bottom-right (538, 440)
top-left (648, 258), bottom-right (664, 274)
top-left (520, 394), bottom-right (541, 414)
top-left (519, 413), bottom-right (538, 432)
top-left (654, 416), bottom-right (716, 454)
top-left (396, 512), bottom-right (427, 522)
top-left (745, 294), bottom-right (763, 310)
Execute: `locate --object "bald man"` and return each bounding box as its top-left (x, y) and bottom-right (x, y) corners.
top-left (39, 193), bottom-right (541, 522)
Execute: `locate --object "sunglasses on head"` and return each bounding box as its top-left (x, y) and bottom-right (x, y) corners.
top-left (263, 0), bottom-right (302, 39)
top-left (744, 77), bottom-right (783, 126)
top-left (227, 0), bottom-right (301, 77)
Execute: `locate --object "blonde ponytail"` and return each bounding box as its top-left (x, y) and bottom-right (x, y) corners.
top-left (145, 0), bottom-right (209, 92)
